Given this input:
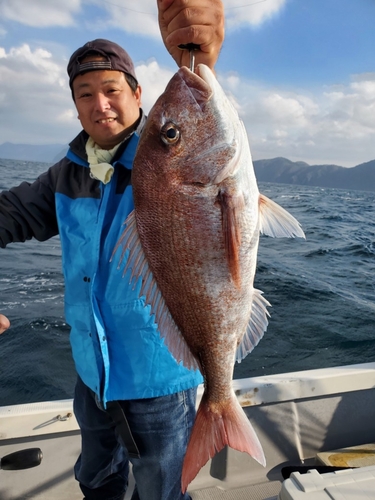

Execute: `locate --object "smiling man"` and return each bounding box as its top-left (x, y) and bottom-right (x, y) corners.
top-left (0, 1), bottom-right (225, 499)
top-left (70, 45), bottom-right (142, 150)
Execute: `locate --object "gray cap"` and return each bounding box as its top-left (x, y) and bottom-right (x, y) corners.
top-left (67, 39), bottom-right (137, 89)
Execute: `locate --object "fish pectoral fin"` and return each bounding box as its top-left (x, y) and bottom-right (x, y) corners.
top-left (112, 211), bottom-right (200, 372)
top-left (258, 194), bottom-right (305, 238)
top-left (217, 188), bottom-right (245, 288)
top-left (236, 289), bottom-right (271, 363)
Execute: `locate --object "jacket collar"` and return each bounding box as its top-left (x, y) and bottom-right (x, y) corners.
top-left (67, 109), bottom-right (147, 167)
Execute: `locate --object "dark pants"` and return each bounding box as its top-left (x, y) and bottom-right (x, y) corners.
top-left (73, 377), bottom-right (196, 500)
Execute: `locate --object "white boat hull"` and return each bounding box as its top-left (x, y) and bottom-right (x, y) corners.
top-left (1, 362), bottom-right (375, 499)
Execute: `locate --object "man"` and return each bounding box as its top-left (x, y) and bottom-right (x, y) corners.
top-left (0, 1), bottom-right (225, 499)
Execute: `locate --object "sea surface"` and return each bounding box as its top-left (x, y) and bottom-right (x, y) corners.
top-left (0, 158), bottom-right (374, 406)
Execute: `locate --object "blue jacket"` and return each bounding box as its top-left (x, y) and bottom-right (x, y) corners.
top-left (0, 113), bottom-right (203, 405)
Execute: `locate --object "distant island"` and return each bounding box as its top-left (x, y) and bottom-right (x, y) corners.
top-left (0, 142), bottom-right (68, 164)
top-left (0, 142), bottom-right (374, 193)
top-left (253, 157), bottom-right (375, 193)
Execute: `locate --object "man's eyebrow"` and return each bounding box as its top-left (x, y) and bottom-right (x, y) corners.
top-left (75, 82), bottom-right (91, 90)
top-left (75, 78), bottom-right (121, 90)
top-left (101, 78), bottom-right (122, 85)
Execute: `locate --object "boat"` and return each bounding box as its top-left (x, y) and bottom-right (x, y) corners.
top-left (1, 362), bottom-right (375, 499)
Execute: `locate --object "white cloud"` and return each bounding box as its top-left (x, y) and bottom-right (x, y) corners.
top-left (218, 72), bottom-right (375, 166)
top-left (0, 43), bottom-right (79, 144)
top-left (0, 0), bottom-right (159, 33)
top-left (0, 0), bottom-right (288, 34)
top-left (1, 39), bottom-right (374, 167)
top-left (135, 60), bottom-right (174, 113)
top-left (93, 0), bottom-right (288, 37)
top-left (0, 44), bottom-right (173, 145)
top-left (91, 0), bottom-right (160, 38)
top-left (95, 0), bottom-right (289, 35)
top-left (0, 0), bottom-right (82, 27)
top-left (224, 0), bottom-right (288, 29)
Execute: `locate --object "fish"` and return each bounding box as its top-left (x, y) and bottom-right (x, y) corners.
top-left (113, 64), bottom-right (305, 492)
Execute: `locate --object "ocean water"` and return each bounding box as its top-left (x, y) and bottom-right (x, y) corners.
top-left (0, 158), bottom-right (374, 406)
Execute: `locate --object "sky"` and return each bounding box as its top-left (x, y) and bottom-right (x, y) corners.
top-left (0, 0), bottom-right (375, 167)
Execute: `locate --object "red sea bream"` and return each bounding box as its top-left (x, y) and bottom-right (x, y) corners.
top-left (114, 64), bottom-right (305, 492)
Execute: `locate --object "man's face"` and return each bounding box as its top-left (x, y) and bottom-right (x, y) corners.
top-left (73, 69), bottom-right (141, 150)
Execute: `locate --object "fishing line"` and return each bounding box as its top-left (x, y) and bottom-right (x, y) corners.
top-left (97, 1), bottom-right (155, 15)
top-left (98, 0), bottom-right (269, 16)
top-left (226, 0), bottom-right (268, 10)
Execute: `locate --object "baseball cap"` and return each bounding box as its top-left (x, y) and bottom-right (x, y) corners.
top-left (67, 39), bottom-right (138, 89)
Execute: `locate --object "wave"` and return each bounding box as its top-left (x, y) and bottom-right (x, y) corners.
top-left (1, 168), bottom-right (374, 404)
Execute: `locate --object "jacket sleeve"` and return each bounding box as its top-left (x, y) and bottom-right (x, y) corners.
top-left (0, 166), bottom-right (59, 248)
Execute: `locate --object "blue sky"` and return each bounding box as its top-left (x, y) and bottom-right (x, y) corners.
top-left (0, 0), bottom-right (374, 167)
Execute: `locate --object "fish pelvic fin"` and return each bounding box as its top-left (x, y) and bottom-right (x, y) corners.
top-left (181, 392), bottom-right (266, 493)
top-left (236, 288), bottom-right (271, 363)
top-left (258, 194), bottom-right (305, 239)
top-left (112, 211), bottom-right (200, 372)
top-left (217, 188), bottom-right (245, 288)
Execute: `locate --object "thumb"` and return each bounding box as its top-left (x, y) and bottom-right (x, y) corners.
top-left (0, 314), bottom-right (10, 334)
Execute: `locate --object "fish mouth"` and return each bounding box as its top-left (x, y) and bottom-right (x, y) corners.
top-left (195, 64), bottom-right (216, 88)
top-left (177, 66), bottom-right (213, 109)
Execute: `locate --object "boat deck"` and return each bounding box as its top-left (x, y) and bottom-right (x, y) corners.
top-left (190, 481), bottom-right (281, 499)
top-left (1, 363), bottom-right (375, 500)
top-left (0, 430), bottom-right (283, 500)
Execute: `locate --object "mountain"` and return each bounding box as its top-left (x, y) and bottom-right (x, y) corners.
top-left (0, 142), bottom-right (67, 163)
top-left (1, 142), bottom-right (374, 193)
top-left (254, 157), bottom-right (375, 192)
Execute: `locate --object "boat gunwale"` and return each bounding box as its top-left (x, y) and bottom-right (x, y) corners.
top-left (1, 361), bottom-right (375, 441)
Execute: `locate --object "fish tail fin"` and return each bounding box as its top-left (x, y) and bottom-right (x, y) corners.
top-left (181, 393), bottom-right (265, 493)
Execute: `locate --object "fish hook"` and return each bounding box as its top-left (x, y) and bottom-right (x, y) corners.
top-left (178, 43), bottom-right (201, 72)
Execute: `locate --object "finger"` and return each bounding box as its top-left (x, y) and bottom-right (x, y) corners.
top-left (168, 25), bottom-right (223, 69)
top-left (157, 0), bottom-right (224, 70)
top-left (166, 24), bottom-right (217, 53)
top-left (163, 11), bottom-right (224, 50)
top-left (160, 0), bottom-right (224, 25)
top-left (0, 314), bottom-right (10, 334)
top-left (159, 1), bottom-right (224, 44)
top-left (164, 6), bottom-right (221, 32)
top-left (157, 0), bottom-right (174, 11)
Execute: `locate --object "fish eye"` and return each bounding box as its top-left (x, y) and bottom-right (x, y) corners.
top-left (161, 122), bottom-right (180, 145)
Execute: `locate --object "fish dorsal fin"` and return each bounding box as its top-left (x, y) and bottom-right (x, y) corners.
top-left (236, 289), bottom-right (271, 363)
top-left (112, 211), bottom-right (200, 371)
top-left (217, 189), bottom-right (245, 288)
top-left (258, 194), bottom-right (305, 238)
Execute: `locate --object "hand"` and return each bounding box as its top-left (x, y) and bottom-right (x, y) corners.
top-left (157, 0), bottom-right (225, 70)
top-left (0, 314), bottom-right (10, 334)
